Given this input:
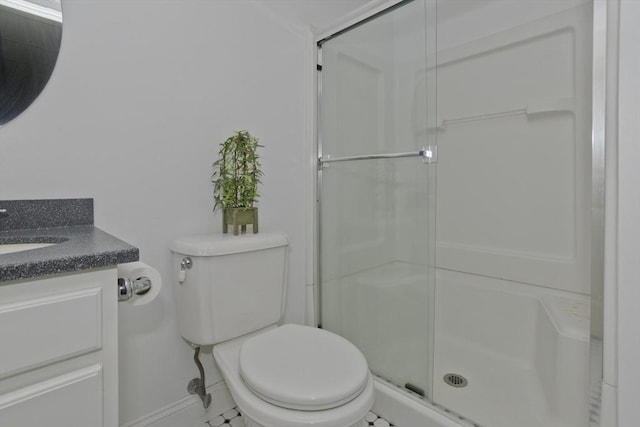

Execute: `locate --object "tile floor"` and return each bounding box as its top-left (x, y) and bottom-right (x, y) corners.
top-left (205, 408), bottom-right (395, 427)
top-left (207, 408), bottom-right (243, 427)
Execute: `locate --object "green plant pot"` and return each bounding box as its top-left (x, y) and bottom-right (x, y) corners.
top-left (223, 207), bottom-right (258, 236)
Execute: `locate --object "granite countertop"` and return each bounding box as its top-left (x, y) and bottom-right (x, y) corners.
top-left (0, 226), bottom-right (139, 282)
top-left (0, 199), bottom-right (139, 282)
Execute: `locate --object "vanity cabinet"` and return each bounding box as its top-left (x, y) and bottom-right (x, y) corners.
top-left (0, 268), bottom-right (118, 427)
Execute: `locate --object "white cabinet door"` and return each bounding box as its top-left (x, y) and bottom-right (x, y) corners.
top-left (0, 268), bottom-right (118, 427)
top-left (0, 365), bottom-right (103, 427)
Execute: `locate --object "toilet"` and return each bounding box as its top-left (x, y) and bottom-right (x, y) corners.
top-left (170, 232), bottom-right (374, 427)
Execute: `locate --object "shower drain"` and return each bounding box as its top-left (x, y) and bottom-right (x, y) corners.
top-left (443, 373), bottom-right (468, 388)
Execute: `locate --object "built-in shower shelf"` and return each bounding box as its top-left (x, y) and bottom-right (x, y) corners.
top-left (423, 97), bottom-right (575, 131)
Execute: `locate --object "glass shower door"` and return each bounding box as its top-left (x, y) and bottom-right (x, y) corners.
top-left (318, 0), bottom-right (436, 399)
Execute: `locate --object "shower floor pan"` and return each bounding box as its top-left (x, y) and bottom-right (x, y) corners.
top-left (322, 262), bottom-right (590, 427)
top-left (433, 269), bottom-right (590, 427)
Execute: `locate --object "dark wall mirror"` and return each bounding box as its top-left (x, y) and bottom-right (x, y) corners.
top-left (0, 0), bottom-right (62, 125)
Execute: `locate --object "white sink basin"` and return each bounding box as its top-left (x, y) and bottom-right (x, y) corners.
top-left (0, 242), bottom-right (57, 255)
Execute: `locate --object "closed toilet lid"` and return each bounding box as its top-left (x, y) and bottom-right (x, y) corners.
top-left (239, 324), bottom-right (369, 411)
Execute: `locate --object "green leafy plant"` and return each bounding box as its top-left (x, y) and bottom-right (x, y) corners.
top-left (212, 130), bottom-right (263, 212)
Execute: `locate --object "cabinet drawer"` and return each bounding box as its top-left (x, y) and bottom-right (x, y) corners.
top-left (0, 364), bottom-right (103, 427)
top-left (0, 288), bottom-right (102, 378)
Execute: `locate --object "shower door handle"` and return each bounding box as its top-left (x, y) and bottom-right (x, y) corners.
top-left (319, 146), bottom-right (436, 168)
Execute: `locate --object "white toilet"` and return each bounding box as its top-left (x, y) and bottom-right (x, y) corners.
top-left (170, 232), bottom-right (374, 427)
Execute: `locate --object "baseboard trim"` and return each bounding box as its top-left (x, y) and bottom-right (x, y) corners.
top-left (121, 381), bottom-right (236, 427)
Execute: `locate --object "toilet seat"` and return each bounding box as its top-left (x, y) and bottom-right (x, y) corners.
top-left (239, 324), bottom-right (369, 411)
top-left (213, 325), bottom-right (375, 427)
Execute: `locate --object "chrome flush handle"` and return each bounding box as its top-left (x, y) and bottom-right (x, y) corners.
top-left (178, 257), bottom-right (192, 284)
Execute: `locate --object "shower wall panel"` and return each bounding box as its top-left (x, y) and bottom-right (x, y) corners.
top-left (434, 4), bottom-right (593, 294)
top-left (320, 22), bottom-right (396, 284)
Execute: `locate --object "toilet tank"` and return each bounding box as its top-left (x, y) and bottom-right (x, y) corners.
top-left (170, 232), bottom-right (288, 346)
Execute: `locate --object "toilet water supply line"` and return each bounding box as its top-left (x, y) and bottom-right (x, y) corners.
top-left (188, 347), bottom-right (212, 408)
top-left (177, 257), bottom-right (211, 408)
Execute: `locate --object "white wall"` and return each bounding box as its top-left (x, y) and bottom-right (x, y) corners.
top-left (0, 0), bottom-right (366, 424)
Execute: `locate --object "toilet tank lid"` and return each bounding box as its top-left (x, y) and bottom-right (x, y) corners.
top-left (170, 232), bottom-right (288, 256)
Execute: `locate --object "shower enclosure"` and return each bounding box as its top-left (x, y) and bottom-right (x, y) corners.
top-left (317, 1), bottom-right (601, 426)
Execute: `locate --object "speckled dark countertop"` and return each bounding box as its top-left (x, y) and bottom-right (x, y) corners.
top-left (0, 199), bottom-right (139, 282)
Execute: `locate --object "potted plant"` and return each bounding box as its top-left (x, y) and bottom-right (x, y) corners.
top-left (212, 130), bottom-right (262, 235)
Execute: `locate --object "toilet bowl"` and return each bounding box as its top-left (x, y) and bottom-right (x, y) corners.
top-left (170, 232), bottom-right (374, 427)
top-left (213, 324), bottom-right (374, 427)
